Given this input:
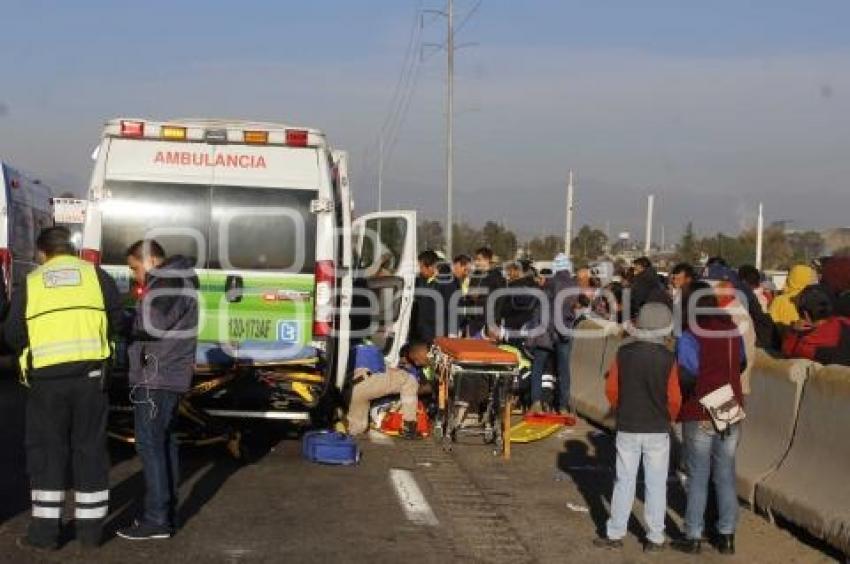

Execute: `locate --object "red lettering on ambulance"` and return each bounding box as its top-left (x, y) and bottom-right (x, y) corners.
top-left (152, 151), bottom-right (267, 169)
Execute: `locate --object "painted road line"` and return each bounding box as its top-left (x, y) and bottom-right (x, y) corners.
top-left (368, 430), bottom-right (395, 446)
top-left (389, 468), bottom-right (439, 527)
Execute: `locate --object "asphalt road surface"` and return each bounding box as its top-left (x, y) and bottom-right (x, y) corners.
top-left (0, 378), bottom-right (841, 563)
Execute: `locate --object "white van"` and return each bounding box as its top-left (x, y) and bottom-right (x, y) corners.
top-left (82, 118), bottom-right (416, 419)
top-left (0, 163), bottom-right (55, 295)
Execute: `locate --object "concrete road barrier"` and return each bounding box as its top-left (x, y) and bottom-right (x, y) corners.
top-left (569, 320), bottom-right (620, 429)
top-left (755, 364), bottom-right (850, 555)
top-left (735, 350), bottom-right (814, 505)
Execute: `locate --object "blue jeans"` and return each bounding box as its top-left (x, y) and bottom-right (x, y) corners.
top-left (530, 340), bottom-right (571, 410)
top-left (683, 421), bottom-right (740, 538)
top-left (134, 389), bottom-right (181, 528)
top-left (606, 432), bottom-right (670, 544)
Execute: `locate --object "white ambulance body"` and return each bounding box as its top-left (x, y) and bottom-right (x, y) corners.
top-left (81, 118), bottom-right (416, 417)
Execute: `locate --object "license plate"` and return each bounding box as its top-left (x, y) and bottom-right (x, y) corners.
top-left (228, 317), bottom-right (273, 340)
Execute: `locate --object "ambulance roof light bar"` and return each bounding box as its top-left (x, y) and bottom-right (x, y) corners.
top-left (204, 128), bottom-right (228, 143)
top-left (286, 129), bottom-right (308, 147)
top-left (120, 120), bottom-right (145, 138)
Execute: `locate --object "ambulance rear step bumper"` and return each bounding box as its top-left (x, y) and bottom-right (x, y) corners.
top-left (202, 409), bottom-right (310, 421)
top-left (109, 405), bottom-right (310, 421)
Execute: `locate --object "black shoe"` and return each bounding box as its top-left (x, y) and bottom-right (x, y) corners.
top-left (116, 520), bottom-right (172, 540)
top-left (717, 534), bottom-right (735, 555)
top-left (401, 420), bottom-right (421, 440)
top-left (16, 535), bottom-right (58, 552)
top-left (592, 537), bottom-right (624, 549)
top-left (672, 538), bottom-right (701, 554)
top-left (643, 540), bottom-right (666, 552)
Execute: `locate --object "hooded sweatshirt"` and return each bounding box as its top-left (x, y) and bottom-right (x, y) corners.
top-left (769, 265), bottom-right (816, 326)
top-left (127, 256), bottom-right (200, 393)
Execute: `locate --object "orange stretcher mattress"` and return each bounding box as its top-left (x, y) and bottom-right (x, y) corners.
top-left (432, 338), bottom-right (518, 365)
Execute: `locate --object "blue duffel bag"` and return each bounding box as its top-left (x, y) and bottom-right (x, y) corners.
top-left (302, 430), bottom-right (360, 465)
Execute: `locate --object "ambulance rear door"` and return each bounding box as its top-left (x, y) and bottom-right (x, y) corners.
top-left (352, 211), bottom-right (417, 368)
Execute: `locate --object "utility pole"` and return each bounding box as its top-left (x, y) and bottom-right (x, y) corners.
top-left (565, 169), bottom-right (575, 257)
top-left (445, 0), bottom-right (454, 257)
top-left (377, 136), bottom-right (384, 212)
top-left (755, 202), bottom-right (764, 270)
top-left (644, 194), bottom-right (654, 255)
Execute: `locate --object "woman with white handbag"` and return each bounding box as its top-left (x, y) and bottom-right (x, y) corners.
top-left (673, 282), bottom-right (747, 556)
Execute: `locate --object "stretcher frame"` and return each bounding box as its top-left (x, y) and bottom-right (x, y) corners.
top-left (107, 361), bottom-right (321, 459)
top-left (430, 345), bottom-right (518, 459)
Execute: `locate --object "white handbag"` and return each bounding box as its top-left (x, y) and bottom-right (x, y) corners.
top-left (698, 339), bottom-right (746, 433)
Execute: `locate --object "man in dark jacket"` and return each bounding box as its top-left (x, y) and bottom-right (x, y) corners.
top-left (526, 253), bottom-right (577, 413)
top-left (464, 247), bottom-right (506, 337)
top-left (117, 240), bottom-right (199, 540)
top-left (628, 257), bottom-right (671, 320)
top-left (500, 261), bottom-right (539, 340)
top-left (409, 250), bottom-right (455, 344)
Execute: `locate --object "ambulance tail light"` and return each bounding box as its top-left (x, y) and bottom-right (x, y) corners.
top-left (81, 248), bottom-right (101, 265)
top-left (313, 260), bottom-right (335, 338)
top-left (120, 121), bottom-right (145, 138)
top-left (286, 129), bottom-right (309, 147)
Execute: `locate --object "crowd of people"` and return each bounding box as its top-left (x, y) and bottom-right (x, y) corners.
top-left (393, 246), bottom-right (850, 554)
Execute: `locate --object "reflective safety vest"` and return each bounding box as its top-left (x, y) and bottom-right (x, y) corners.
top-left (21, 255), bottom-right (110, 376)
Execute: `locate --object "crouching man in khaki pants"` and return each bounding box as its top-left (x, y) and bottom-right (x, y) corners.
top-left (347, 343), bottom-right (431, 439)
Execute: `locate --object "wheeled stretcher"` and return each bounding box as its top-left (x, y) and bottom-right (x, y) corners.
top-left (430, 338), bottom-right (519, 459)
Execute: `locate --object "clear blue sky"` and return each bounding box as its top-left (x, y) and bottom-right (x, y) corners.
top-left (2, 0), bottom-right (850, 239)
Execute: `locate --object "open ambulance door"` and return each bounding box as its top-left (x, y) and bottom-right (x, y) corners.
top-left (352, 210), bottom-right (417, 370)
top-left (331, 151), bottom-right (354, 391)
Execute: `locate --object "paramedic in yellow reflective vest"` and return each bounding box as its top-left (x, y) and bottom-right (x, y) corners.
top-left (3, 227), bottom-right (124, 550)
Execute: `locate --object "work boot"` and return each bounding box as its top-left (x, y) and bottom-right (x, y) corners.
top-left (16, 535), bottom-right (58, 552)
top-left (643, 540), bottom-right (666, 553)
top-left (592, 537), bottom-right (623, 549)
top-left (22, 520), bottom-right (60, 551)
top-left (671, 538), bottom-right (701, 554)
top-left (400, 421), bottom-right (420, 440)
top-left (717, 534), bottom-right (735, 555)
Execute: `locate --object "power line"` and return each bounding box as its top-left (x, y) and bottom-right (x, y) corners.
top-left (454, 0), bottom-right (482, 35)
top-left (379, 1), bottom-right (422, 140)
top-left (366, 0), bottom-right (424, 206)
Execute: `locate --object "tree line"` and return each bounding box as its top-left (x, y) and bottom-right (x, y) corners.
top-left (417, 218), bottom-right (832, 270)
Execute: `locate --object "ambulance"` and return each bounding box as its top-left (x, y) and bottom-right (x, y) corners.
top-left (82, 118), bottom-right (417, 421)
top-left (0, 163), bottom-right (55, 294)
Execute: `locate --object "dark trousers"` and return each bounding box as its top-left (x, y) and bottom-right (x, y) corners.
top-left (26, 374), bottom-right (109, 546)
top-left (133, 388), bottom-right (180, 528)
top-left (530, 340), bottom-right (572, 410)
